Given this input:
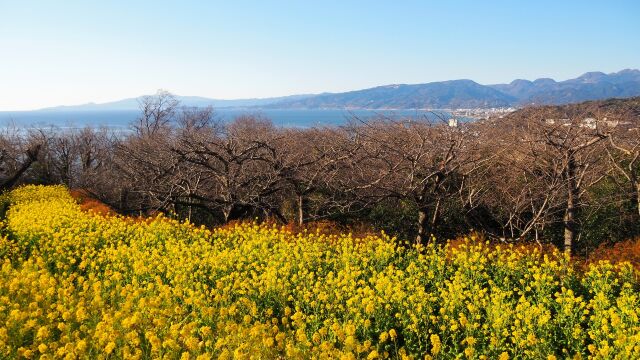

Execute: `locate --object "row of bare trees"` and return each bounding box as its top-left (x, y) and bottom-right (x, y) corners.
top-left (2, 92), bottom-right (638, 255)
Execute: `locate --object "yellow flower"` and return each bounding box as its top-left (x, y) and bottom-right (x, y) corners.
top-left (464, 347), bottom-right (474, 358)
top-left (379, 331), bottom-right (389, 343)
top-left (263, 336), bottom-right (274, 347)
top-left (430, 334), bottom-right (441, 355)
top-left (345, 335), bottom-right (356, 349)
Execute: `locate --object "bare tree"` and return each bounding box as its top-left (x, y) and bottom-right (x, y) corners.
top-left (173, 115), bottom-right (287, 223)
top-left (607, 126), bottom-right (640, 217)
top-left (344, 116), bottom-right (482, 245)
top-left (0, 127), bottom-right (43, 191)
top-left (134, 89), bottom-right (179, 136)
top-left (274, 127), bottom-right (356, 226)
top-left (498, 107), bottom-right (609, 253)
top-left (115, 129), bottom-right (184, 213)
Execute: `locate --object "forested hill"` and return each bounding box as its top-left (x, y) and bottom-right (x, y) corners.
top-left (503, 96), bottom-right (640, 123)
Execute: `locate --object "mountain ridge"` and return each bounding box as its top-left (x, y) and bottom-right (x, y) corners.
top-left (34, 69), bottom-right (640, 111)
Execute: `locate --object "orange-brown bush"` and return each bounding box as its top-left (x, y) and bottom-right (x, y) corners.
top-left (588, 237), bottom-right (640, 271)
top-left (68, 189), bottom-right (114, 216)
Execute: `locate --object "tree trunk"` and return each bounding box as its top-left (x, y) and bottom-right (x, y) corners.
top-left (297, 194), bottom-right (304, 227)
top-left (119, 189), bottom-right (129, 211)
top-left (222, 205), bottom-right (232, 223)
top-left (637, 184), bottom-right (640, 218)
top-left (634, 181), bottom-right (640, 218)
top-left (0, 145), bottom-right (40, 191)
top-left (416, 207), bottom-right (431, 245)
top-left (563, 157), bottom-right (578, 254)
top-left (270, 207), bottom-right (288, 224)
top-left (431, 198), bottom-right (441, 230)
top-left (563, 196), bottom-right (576, 254)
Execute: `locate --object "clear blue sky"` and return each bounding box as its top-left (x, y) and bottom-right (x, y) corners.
top-left (1, 0), bottom-right (638, 110)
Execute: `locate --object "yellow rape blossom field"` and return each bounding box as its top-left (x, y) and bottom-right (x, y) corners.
top-left (1, 185), bottom-right (639, 359)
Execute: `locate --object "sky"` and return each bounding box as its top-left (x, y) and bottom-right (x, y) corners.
top-left (0, 0), bottom-right (638, 110)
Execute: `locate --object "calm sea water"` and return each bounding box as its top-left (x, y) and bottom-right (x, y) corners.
top-left (0, 108), bottom-right (454, 131)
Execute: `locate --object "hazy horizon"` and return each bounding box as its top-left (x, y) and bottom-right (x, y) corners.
top-left (1, 0), bottom-right (639, 110)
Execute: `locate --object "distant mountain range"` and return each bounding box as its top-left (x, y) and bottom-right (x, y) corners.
top-left (269, 80), bottom-right (517, 109)
top-left (490, 69), bottom-right (640, 106)
top-left (38, 69), bottom-right (640, 111)
top-left (42, 94), bottom-right (315, 111)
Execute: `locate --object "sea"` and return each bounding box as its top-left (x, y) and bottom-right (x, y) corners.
top-left (0, 108), bottom-right (457, 132)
